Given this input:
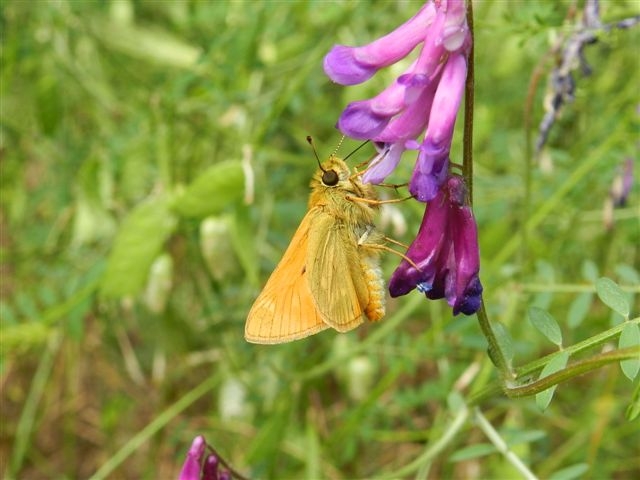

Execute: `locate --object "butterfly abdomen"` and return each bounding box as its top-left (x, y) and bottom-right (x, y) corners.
top-left (360, 248), bottom-right (385, 322)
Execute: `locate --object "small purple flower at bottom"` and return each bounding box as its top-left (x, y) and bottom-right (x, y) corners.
top-left (179, 436), bottom-right (207, 480)
top-left (389, 175), bottom-right (482, 315)
top-left (178, 436), bottom-right (234, 480)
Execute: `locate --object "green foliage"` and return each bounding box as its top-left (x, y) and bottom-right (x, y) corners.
top-left (2, 1), bottom-right (639, 479)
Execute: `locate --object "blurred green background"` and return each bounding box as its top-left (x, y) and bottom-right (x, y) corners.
top-left (1, 1), bottom-right (639, 478)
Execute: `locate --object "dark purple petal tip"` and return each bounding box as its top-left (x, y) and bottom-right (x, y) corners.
top-left (452, 275), bottom-right (483, 315)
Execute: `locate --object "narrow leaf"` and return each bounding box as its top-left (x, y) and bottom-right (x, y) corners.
top-left (491, 321), bottom-right (514, 367)
top-left (567, 292), bottom-right (592, 329)
top-left (595, 277), bottom-right (630, 318)
top-left (535, 351), bottom-right (569, 411)
top-left (101, 196), bottom-right (177, 298)
top-left (581, 260), bottom-right (599, 283)
top-left (548, 463), bottom-right (590, 480)
top-left (529, 307), bottom-right (563, 346)
top-left (172, 161), bottom-right (245, 218)
top-left (449, 443), bottom-right (497, 462)
top-left (619, 322), bottom-right (640, 380)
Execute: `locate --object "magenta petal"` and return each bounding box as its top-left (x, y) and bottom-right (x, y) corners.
top-left (324, 45), bottom-right (379, 85)
top-left (448, 179), bottom-right (482, 315)
top-left (202, 454), bottom-right (219, 480)
top-left (391, 175), bottom-right (483, 315)
top-left (389, 191), bottom-right (449, 297)
top-left (337, 101), bottom-right (390, 139)
top-left (179, 436), bottom-right (206, 480)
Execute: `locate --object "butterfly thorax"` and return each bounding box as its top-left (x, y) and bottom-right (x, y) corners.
top-left (308, 156), bottom-right (377, 226)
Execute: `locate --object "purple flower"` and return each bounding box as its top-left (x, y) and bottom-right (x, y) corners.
top-left (202, 455), bottom-right (220, 480)
top-left (324, 3), bottom-right (437, 85)
top-left (178, 436), bottom-right (233, 480)
top-left (179, 436), bottom-right (206, 480)
top-left (324, 0), bottom-right (470, 202)
top-left (389, 175), bottom-right (482, 315)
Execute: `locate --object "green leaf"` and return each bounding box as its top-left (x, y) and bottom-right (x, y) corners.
top-left (581, 260), bottom-right (599, 283)
top-left (618, 322), bottom-right (640, 380)
top-left (502, 428), bottom-right (547, 446)
top-left (172, 160), bottom-right (245, 218)
top-left (100, 196), bottom-right (177, 298)
top-left (595, 277), bottom-right (630, 318)
top-left (536, 351), bottom-right (569, 411)
top-left (447, 391), bottom-right (465, 412)
top-left (449, 443), bottom-right (497, 462)
top-left (491, 321), bottom-right (514, 367)
top-left (615, 264), bottom-right (639, 285)
top-left (567, 292), bottom-right (592, 329)
top-left (529, 307), bottom-right (563, 346)
top-left (548, 463), bottom-right (590, 480)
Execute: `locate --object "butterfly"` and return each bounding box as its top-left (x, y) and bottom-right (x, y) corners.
top-left (245, 153), bottom-right (389, 344)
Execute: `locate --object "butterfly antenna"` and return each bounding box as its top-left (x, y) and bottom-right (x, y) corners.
top-left (307, 135), bottom-right (327, 172)
top-left (331, 135), bottom-right (346, 156)
top-left (344, 139), bottom-right (370, 161)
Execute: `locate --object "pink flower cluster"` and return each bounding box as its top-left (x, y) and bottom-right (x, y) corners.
top-left (324, 0), bottom-right (471, 202)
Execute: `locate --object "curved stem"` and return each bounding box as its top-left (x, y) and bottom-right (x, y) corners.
top-left (468, 345), bottom-right (640, 404)
top-left (504, 346), bottom-right (640, 398)
top-left (463, 1), bottom-right (511, 380)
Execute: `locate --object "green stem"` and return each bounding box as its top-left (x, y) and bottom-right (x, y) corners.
top-left (462, 0), bottom-right (474, 195)
top-left (476, 299), bottom-right (513, 379)
top-left (516, 316), bottom-right (639, 378)
top-left (505, 346), bottom-right (640, 398)
top-left (474, 408), bottom-right (538, 480)
top-left (381, 404), bottom-right (470, 479)
top-left (468, 345), bottom-right (640, 404)
top-left (8, 333), bottom-right (62, 479)
top-left (89, 374), bottom-right (222, 480)
top-left (463, 0), bottom-right (512, 382)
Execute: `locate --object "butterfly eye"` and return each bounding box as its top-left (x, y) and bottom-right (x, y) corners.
top-left (322, 170), bottom-right (339, 186)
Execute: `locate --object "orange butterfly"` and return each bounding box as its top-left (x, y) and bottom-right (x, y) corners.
top-left (245, 153), bottom-right (389, 344)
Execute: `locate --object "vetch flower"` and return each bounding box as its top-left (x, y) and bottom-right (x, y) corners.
top-left (179, 436), bottom-right (206, 480)
top-left (178, 436), bottom-right (235, 480)
top-left (324, 0), bottom-right (470, 202)
top-left (389, 175), bottom-right (483, 315)
top-left (324, 3), bottom-right (437, 85)
top-left (202, 454), bottom-right (220, 480)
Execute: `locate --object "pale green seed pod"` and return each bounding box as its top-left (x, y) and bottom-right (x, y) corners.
top-left (199, 216), bottom-right (239, 282)
top-left (143, 253), bottom-right (173, 314)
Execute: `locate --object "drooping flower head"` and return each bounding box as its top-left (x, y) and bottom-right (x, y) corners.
top-left (324, 0), bottom-right (470, 202)
top-left (389, 175), bottom-right (483, 315)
